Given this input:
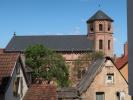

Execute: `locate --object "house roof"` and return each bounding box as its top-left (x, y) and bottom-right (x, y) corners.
top-left (87, 10), bottom-right (114, 23)
top-left (57, 58), bottom-right (107, 98)
top-left (0, 52), bottom-right (20, 93)
top-left (115, 55), bottom-right (128, 70)
top-left (57, 87), bottom-right (79, 99)
top-left (23, 84), bottom-right (57, 100)
top-left (76, 58), bottom-right (106, 95)
top-left (5, 35), bottom-right (94, 52)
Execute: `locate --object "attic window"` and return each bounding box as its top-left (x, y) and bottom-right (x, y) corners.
top-left (106, 73), bottom-right (114, 84)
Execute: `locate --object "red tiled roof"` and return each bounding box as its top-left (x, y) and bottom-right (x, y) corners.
top-left (0, 53), bottom-right (20, 85)
top-left (23, 84), bottom-right (57, 100)
top-left (115, 55), bottom-right (128, 70)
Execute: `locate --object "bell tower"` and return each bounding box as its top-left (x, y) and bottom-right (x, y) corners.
top-left (87, 10), bottom-right (114, 57)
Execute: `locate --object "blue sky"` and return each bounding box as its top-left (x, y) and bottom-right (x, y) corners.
top-left (0, 0), bottom-right (127, 56)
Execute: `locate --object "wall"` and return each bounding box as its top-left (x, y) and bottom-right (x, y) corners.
top-left (120, 63), bottom-right (128, 82)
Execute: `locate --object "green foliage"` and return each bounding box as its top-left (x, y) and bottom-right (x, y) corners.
top-left (25, 44), bottom-right (69, 87)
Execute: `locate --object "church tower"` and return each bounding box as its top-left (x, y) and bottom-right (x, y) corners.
top-left (87, 10), bottom-right (114, 57)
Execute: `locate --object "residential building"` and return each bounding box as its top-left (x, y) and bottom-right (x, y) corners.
top-left (58, 57), bottom-right (131, 100)
top-left (0, 49), bottom-right (28, 100)
top-left (115, 42), bottom-right (128, 82)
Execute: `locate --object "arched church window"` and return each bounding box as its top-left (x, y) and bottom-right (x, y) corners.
top-left (99, 24), bottom-right (103, 31)
top-left (99, 40), bottom-right (103, 49)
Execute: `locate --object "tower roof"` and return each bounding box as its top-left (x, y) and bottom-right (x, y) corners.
top-left (87, 10), bottom-right (114, 23)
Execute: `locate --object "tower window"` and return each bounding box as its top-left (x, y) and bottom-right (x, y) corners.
top-left (99, 24), bottom-right (103, 31)
top-left (90, 24), bottom-right (93, 31)
top-left (99, 40), bottom-right (103, 49)
top-left (108, 40), bottom-right (111, 50)
top-left (108, 23), bottom-right (111, 31)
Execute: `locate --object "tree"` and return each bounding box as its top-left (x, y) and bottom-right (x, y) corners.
top-left (25, 44), bottom-right (69, 87)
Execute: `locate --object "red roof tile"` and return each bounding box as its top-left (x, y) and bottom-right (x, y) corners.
top-left (23, 84), bottom-right (57, 100)
top-left (115, 55), bottom-right (128, 70)
top-left (0, 53), bottom-right (20, 85)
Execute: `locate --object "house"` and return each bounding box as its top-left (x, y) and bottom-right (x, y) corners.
top-left (0, 49), bottom-right (28, 100)
top-left (76, 57), bottom-right (130, 100)
top-left (115, 42), bottom-right (128, 82)
top-left (58, 57), bottom-right (131, 100)
top-left (4, 10), bottom-right (115, 85)
top-left (23, 84), bottom-right (57, 100)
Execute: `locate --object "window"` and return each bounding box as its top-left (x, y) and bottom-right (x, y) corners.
top-left (108, 23), bottom-right (111, 31)
top-left (108, 40), bottom-right (111, 50)
top-left (20, 77), bottom-right (23, 97)
top-left (96, 92), bottom-right (105, 100)
top-left (90, 24), bottom-right (94, 31)
top-left (99, 24), bottom-right (103, 31)
top-left (99, 40), bottom-right (103, 49)
top-left (77, 69), bottom-right (86, 79)
top-left (106, 73), bottom-right (114, 84)
top-left (116, 92), bottom-right (125, 100)
top-left (13, 77), bottom-right (20, 97)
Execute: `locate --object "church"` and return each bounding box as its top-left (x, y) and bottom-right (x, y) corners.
top-left (5, 10), bottom-right (114, 85)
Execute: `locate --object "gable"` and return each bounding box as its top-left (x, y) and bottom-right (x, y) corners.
top-left (81, 59), bottom-right (129, 99)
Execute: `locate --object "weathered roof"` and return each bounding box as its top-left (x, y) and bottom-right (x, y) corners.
top-left (57, 87), bottom-right (79, 99)
top-left (115, 55), bottom-right (128, 70)
top-left (76, 58), bottom-right (106, 95)
top-left (87, 10), bottom-right (113, 23)
top-left (5, 35), bottom-right (94, 52)
top-left (23, 84), bottom-right (57, 100)
top-left (0, 52), bottom-right (20, 93)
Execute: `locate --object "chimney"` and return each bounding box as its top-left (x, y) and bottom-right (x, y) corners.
top-left (124, 42), bottom-right (128, 56)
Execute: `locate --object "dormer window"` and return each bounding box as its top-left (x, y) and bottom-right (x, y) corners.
top-left (99, 24), bottom-right (103, 31)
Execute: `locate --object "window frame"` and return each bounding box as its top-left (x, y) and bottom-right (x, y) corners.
top-left (96, 92), bottom-right (105, 100)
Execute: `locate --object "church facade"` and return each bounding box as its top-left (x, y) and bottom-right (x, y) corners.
top-left (5, 10), bottom-right (114, 85)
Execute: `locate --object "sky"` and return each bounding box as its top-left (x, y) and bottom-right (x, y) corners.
top-left (0, 0), bottom-right (127, 56)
